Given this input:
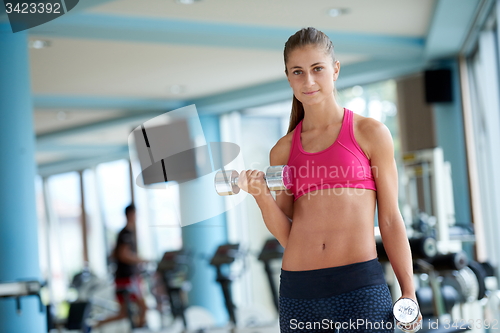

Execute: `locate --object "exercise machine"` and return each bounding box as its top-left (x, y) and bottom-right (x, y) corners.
top-left (157, 250), bottom-right (190, 329)
top-left (209, 243), bottom-right (243, 327)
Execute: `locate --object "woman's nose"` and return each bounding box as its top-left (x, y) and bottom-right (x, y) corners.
top-left (304, 72), bottom-right (315, 86)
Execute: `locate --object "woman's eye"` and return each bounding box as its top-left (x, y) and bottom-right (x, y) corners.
top-left (293, 70), bottom-right (302, 75)
top-left (314, 67), bottom-right (323, 72)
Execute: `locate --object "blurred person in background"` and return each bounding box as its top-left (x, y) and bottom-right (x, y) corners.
top-left (96, 204), bottom-right (148, 328)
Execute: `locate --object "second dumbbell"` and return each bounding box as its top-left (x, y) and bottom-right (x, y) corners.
top-left (393, 297), bottom-right (421, 333)
top-left (214, 165), bottom-right (292, 196)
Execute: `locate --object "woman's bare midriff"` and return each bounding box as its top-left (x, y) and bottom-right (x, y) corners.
top-left (281, 187), bottom-right (378, 271)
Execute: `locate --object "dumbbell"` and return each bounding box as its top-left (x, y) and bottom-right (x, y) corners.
top-left (214, 165), bottom-right (292, 196)
top-left (393, 298), bottom-right (421, 332)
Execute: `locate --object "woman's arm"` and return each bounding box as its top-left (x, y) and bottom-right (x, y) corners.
top-left (364, 119), bottom-right (417, 301)
top-left (238, 137), bottom-right (294, 247)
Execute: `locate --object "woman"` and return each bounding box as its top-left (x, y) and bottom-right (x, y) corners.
top-left (238, 27), bottom-right (422, 332)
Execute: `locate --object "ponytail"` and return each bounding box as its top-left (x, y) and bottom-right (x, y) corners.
top-left (287, 95), bottom-right (305, 134)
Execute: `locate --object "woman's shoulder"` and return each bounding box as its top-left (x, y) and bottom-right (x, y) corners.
top-left (353, 113), bottom-right (387, 133)
top-left (352, 112), bottom-right (392, 159)
top-left (270, 130), bottom-right (295, 165)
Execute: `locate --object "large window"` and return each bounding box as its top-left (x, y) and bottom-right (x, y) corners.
top-left (45, 171), bottom-right (83, 302)
top-left (465, 23), bottom-right (500, 273)
top-left (83, 169), bottom-right (107, 277)
top-left (135, 182), bottom-right (182, 259)
top-left (95, 159), bottom-right (132, 255)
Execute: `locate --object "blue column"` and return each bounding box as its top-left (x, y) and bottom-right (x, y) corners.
top-left (432, 60), bottom-right (472, 228)
top-left (180, 115), bottom-right (229, 326)
top-left (0, 23), bottom-right (46, 331)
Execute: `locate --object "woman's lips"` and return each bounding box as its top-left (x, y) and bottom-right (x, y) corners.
top-left (303, 90), bottom-right (319, 95)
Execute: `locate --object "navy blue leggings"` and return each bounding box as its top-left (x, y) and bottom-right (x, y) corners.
top-left (279, 258), bottom-right (394, 332)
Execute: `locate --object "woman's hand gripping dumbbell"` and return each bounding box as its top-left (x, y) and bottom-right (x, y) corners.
top-left (393, 297), bottom-right (422, 332)
top-left (214, 165), bottom-right (292, 196)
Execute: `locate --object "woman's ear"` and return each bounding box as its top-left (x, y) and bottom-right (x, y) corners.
top-left (333, 61), bottom-right (340, 81)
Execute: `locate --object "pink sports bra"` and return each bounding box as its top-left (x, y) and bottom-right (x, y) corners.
top-left (287, 108), bottom-right (377, 201)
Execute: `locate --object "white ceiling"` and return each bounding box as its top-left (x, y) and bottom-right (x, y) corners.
top-left (87, 0), bottom-right (434, 37)
top-left (29, 36), bottom-right (368, 99)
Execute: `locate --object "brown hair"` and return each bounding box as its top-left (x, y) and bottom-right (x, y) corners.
top-left (284, 27), bottom-right (336, 134)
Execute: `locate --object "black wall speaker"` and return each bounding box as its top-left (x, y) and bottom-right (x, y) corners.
top-left (424, 69), bottom-right (453, 103)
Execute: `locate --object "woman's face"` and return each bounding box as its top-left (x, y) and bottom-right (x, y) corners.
top-left (285, 45), bottom-right (340, 106)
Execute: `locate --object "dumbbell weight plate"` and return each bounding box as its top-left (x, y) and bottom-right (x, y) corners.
top-left (265, 165), bottom-right (292, 191)
top-left (214, 170), bottom-right (240, 196)
top-left (409, 237), bottom-right (437, 259)
top-left (393, 298), bottom-right (420, 332)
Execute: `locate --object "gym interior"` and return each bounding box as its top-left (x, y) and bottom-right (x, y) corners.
top-left (1, 0), bottom-right (500, 332)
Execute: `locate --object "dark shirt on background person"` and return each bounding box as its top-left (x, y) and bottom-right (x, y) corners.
top-left (114, 226), bottom-right (138, 279)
